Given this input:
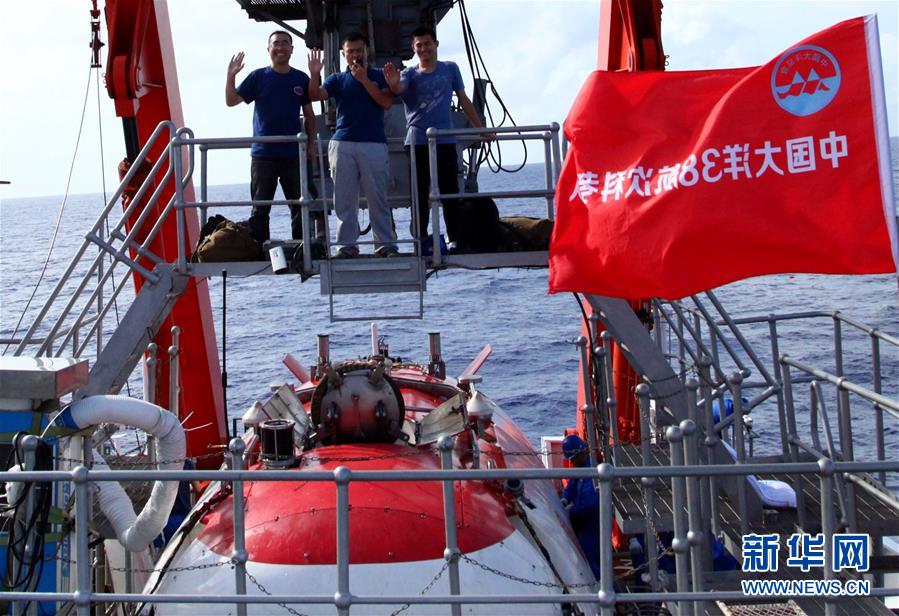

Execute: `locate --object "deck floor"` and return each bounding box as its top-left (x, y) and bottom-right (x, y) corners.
top-left (611, 443), bottom-right (897, 615)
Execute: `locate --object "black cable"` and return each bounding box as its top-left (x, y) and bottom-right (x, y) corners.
top-left (3, 61), bottom-right (94, 355)
top-left (573, 293), bottom-right (608, 445)
top-left (455, 0), bottom-right (528, 177)
top-left (95, 65), bottom-right (131, 398)
top-left (4, 434), bottom-right (54, 595)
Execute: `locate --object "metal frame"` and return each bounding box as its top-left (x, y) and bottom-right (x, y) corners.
top-left (4, 455), bottom-right (898, 614)
top-left (424, 123), bottom-right (562, 266)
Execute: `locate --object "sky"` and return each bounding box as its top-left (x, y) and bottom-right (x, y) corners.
top-left (0, 0), bottom-right (896, 199)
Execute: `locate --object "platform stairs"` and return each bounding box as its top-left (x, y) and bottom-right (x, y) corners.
top-left (581, 293), bottom-right (899, 615)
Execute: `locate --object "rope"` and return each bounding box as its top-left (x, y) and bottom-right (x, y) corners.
top-left (3, 59), bottom-right (94, 354)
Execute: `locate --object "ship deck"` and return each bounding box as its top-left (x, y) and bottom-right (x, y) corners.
top-left (612, 443), bottom-right (898, 616)
top-left (187, 247), bottom-right (550, 278)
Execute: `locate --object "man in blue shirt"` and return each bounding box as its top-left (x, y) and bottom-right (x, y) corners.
top-left (384, 26), bottom-right (487, 246)
top-left (226, 31), bottom-right (320, 244)
top-left (307, 33), bottom-right (398, 257)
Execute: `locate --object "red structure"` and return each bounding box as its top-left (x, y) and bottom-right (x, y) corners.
top-left (576, 0), bottom-right (664, 449)
top-left (102, 0), bottom-right (227, 465)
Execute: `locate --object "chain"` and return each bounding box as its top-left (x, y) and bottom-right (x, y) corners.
top-left (460, 554), bottom-right (594, 590)
top-left (45, 551), bottom-right (233, 574)
top-left (112, 559), bottom-right (232, 574)
top-left (299, 449), bottom-right (437, 464)
top-left (54, 451), bottom-right (223, 467)
top-left (389, 560), bottom-right (449, 616)
top-left (614, 545), bottom-right (674, 584)
top-left (245, 569), bottom-right (309, 616)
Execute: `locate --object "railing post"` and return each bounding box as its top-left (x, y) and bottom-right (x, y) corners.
top-left (635, 383), bottom-right (658, 590)
top-left (677, 311), bottom-right (686, 382)
top-left (408, 135), bottom-right (422, 258)
top-left (819, 457), bottom-right (837, 616)
top-left (836, 385), bottom-right (858, 531)
top-left (543, 131), bottom-right (554, 218)
top-left (168, 326), bottom-right (181, 417)
top-left (549, 122), bottom-right (563, 187)
top-left (577, 336), bottom-right (599, 469)
top-left (729, 372), bottom-right (749, 536)
top-left (439, 436), bottom-right (462, 616)
top-left (200, 145), bottom-right (209, 228)
top-left (699, 356), bottom-right (720, 539)
top-left (600, 332), bottom-right (620, 464)
top-left (295, 133), bottom-right (311, 273)
top-left (334, 465), bottom-right (353, 616)
top-left (426, 128), bottom-right (442, 266)
top-left (871, 333), bottom-right (885, 484)
top-left (680, 418), bottom-right (705, 616)
top-left (667, 425), bottom-right (689, 616)
top-left (686, 378), bottom-right (712, 573)
top-left (145, 343), bottom-right (157, 405)
top-left (780, 358), bottom-right (808, 530)
top-left (597, 463), bottom-right (616, 616)
top-left (595, 344), bottom-right (618, 465)
top-left (768, 317), bottom-right (790, 460)
top-left (230, 438), bottom-right (248, 616)
top-left (832, 313), bottom-right (844, 377)
top-left (172, 136), bottom-right (188, 272)
top-left (73, 465), bottom-right (91, 616)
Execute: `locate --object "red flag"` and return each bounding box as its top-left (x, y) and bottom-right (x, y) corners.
top-left (549, 16), bottom-right (897, 299)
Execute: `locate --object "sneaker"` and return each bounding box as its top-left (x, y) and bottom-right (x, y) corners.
top-left (334, 249), bottom-right (356, 259)
top-left (377, 247), bottom-right (400, 258)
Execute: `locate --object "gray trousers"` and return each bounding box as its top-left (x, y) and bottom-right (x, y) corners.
top-left (328, 140), bottom-right (397, 254)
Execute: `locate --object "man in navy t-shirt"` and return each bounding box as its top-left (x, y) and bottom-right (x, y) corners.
top-left (384, 26), bottom-right (488, 246)
top-left (308, 32), bottom-right (398, 257)
top-left (226, 31), bottom-right (320, 244)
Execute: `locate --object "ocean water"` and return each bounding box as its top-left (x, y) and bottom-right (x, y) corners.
top-left (1, 144), bottom-right (897, 469)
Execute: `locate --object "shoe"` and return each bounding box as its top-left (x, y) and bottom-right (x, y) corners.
top-left (377, 247), bottom-right (400, 258)
top-left (334, 249), bottom-right (356, 259)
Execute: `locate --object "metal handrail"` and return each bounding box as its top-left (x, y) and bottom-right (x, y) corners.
top-left (5, 454), bottom-right (899, 614)
top-left (782, 355), bottom-right (899, 414)
top-left (424, 123), bottom-right (562, 265)
top-left (654, 292), bottom-right (896, 514)
top-left (724, 310), bottom-right (899, 348)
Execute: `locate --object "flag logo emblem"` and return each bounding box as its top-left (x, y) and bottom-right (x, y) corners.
top-left (771, 45), bottom-right (841, 117)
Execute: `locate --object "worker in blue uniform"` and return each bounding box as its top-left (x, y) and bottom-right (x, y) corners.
top-left (560, 434), bottom-right (601, 579)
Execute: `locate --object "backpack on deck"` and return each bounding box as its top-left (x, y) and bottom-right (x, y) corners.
top-left (452, 197), bottom-right (501, 253)
top-left (497, 216), bottom-right (554, 252)
top-left (191, 216), bottom-right (262, 263)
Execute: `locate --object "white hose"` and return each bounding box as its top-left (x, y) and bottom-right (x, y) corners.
top-left (59, 396), bottom-right (186, 552)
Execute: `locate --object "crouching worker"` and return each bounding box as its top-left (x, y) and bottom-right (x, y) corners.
top-left (154, 458), bottom-right (202, 548)
top-left (561, 434), bottom-right (600, 579)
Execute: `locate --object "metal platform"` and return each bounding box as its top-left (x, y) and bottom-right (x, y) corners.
top-left (612, 442), bottom-right (897, 615)
top-left (187, 249), bottom-right (549, 279)
top-left (612, 443), bottom-right (675, 534)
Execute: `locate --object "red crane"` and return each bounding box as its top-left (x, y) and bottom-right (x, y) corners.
top-left (576, 0), bottom-right (664, 453)
top-left (100, 0), bottom-right (227, 466)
